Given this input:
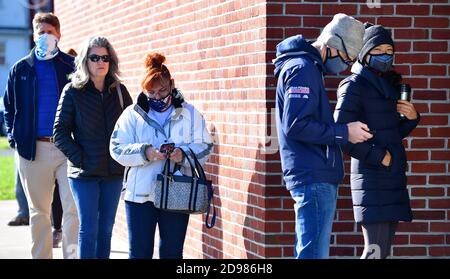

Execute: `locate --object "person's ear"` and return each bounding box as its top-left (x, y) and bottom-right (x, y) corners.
top-left (364, 54), bottom-right (370, 65)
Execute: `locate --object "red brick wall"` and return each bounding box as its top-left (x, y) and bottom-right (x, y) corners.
top-left (55, 0), bottom-right (270, 259)
top-left (54, 0), bottom-right (449, 258)
top-left (266, 1), bottom-right (450, 258)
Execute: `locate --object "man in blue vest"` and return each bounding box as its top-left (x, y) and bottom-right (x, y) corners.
top-left (274, 14), bottom-right (373, 259)
top-left (3, 12), bottom-right (79, 259)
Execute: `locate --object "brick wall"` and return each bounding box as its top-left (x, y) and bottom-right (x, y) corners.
top-left (54, 0), bottom-right (449, 258)
top-left (265, 0), bottom-right (450, 258)
top-left (55, 0), bottom-right (271, 259)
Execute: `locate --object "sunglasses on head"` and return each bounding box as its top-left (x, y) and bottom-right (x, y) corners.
top-left (88, 54), bottom-right (111, 63)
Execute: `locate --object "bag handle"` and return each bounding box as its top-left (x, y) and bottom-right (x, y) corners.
top-left (162, 148), bottom-right (198, 179)
top-left (187, 148), bottom-right (207, 181)
top-left (187, 148), bottom-right (216, 229)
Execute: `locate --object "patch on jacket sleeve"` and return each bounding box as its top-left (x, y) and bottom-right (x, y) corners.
top-left (287, 86), bottom-right (310, 99)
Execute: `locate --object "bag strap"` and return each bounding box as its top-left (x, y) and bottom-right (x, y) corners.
top-left (205, 185), bottom-right (216, 229)
top-left (117, 84), bottom-right (124, 110)
top-left (187, 148), bottom-right (207, 181)
top-left (177, 148), bottom-right (198, 178)
top-left (187, 148), bottom-right (216, 229)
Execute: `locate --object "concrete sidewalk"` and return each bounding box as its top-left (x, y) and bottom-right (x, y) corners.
top-left (0, 200), bottom-right (129, 259)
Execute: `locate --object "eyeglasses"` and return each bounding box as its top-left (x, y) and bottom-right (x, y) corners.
top-left (88, 54), bottom-right (111, 63)
top-left (334, 33), bottom-right (354, 65)
top-left (145, 87), bottom-right (172, 98)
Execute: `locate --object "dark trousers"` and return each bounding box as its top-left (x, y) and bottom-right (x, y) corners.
top-left (15, 170), bottom-right (29, 218)
top-left (361, 222), bottom-right (398, 259)
top-left (125, 201), bottom-right (189, 259)
top-left (52, 182), bottom-right (63, 230)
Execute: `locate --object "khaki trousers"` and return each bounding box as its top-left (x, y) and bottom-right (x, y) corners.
top-left (17, 141), bottom-right (79, 259)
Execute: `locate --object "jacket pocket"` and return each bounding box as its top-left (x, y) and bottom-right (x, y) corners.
top-left (320, 145), bottom-right (329, 164)
top-left (384, 145), bottom-right (406, 174)
top-left (324, 145), bottom-right (336, 167)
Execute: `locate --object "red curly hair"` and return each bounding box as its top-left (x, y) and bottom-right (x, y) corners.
top-left (141, 53), bottom-right (172, 92)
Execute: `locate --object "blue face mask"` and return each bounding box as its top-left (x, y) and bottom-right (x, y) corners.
top-left (368, 53), bottom-right (394, 73)
top-left (148, 94), bottom-right (172, 112)
top-left (323, 49), bottom-right (349, 74)
top-left (34, 33), bottom-right (59, 60)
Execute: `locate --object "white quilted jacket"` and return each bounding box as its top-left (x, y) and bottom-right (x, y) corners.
top-left (110, 101), bottom-right (213, 203)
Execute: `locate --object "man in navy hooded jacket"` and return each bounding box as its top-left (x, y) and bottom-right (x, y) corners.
top-left (274, 14), bottom-right (373, 259)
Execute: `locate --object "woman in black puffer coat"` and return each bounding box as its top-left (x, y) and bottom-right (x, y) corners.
top-left (53, 36), bottom-right (132, 259)
top-left (334, 24), bottom-right (420, 259)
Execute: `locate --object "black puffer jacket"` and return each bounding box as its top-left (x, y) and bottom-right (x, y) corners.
top-left (334, 62), bottom-right (420, 224)
top-left (53, 77), bottom-right (133, 178)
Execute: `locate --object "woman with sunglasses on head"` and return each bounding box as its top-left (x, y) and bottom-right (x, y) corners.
top-left (109, 52), bottom-right (213, 259)
top-left (53, 36), bottom-right (132, 259)
top-left (334, 24), bottom-right (420, 259)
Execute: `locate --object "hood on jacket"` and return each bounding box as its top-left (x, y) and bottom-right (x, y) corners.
top-left (351, 61), bottom-right (397, 100)
top-left (273, 35), bottom-right (324, 77)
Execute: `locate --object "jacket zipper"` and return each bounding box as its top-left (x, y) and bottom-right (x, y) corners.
top-left (332, 148), bottom-right (335, 168)
top-left (101, 92), bottom-right (111, 175)
top-left (31, 74), bottom-right (37, 160)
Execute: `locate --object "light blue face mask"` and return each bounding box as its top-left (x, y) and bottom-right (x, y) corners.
top-left (34, 33), bottom-right (59, 60)
top-left (368, 53), bottom-right (394, 73)
top-left (323, 48), bottom-right (349, 74)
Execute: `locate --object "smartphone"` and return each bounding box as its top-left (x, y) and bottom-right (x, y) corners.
top-left (159, 143), bottom-right (175, 154)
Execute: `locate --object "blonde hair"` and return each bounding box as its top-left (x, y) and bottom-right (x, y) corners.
top-left (70, 36), bottom-right (120, 89)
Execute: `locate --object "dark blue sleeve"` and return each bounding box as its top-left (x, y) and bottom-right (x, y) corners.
top-left (398, 112), bottom-right (420, 139)
top-left (3, 67), bottom-right (16, 148)
top-left (334, 82), bottom-right (386, 166)
top-left (280, 65), bottom-right (348, 146)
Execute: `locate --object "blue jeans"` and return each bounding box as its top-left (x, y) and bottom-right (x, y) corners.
top-left (69, 177), bottom-right (122, 259)
top-left (15, 169), bottom-right (29, 218)
top-left (290, 183), bottom-right (338, 259)
top-left (125, 201), bottom-right (189, 259)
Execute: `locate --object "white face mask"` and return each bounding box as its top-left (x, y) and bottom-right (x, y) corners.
top-left (34, 33), bottom-right (59, 60)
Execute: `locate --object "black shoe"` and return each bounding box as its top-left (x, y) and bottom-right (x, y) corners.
top-left (7, 216), bottom-right (29, 226)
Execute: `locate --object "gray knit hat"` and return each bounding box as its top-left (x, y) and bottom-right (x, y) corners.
top-left (316, 13), bottom-right (365, 59)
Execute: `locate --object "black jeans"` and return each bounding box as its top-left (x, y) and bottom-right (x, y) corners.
top-left (361, 222), bottom-right (398, 259)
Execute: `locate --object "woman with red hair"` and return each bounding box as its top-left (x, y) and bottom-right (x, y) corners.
top-left (110, 52), bottom-right (213, 259)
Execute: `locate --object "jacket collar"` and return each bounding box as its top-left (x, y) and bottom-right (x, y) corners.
top-left (24, 47), bottom-right (70, 68)
top-left (136, 91), bottom-right (184, 116)
top-left (351, 61), bottom-right (397, 99)
top-left (134, 92), bottom-right (188, 138)
top-left (84, 75), bottom-right (117, 94)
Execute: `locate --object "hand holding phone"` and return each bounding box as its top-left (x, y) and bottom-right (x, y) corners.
top-left (159, 143), bottom-right (175, 155)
